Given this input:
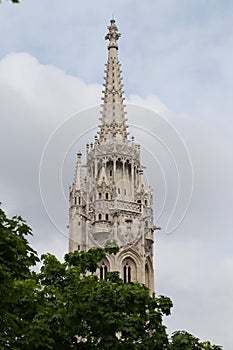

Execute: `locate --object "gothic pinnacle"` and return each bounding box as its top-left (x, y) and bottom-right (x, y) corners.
top-left (73, 152), bottom-right (82, 190)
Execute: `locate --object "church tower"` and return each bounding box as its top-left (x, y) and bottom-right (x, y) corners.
top-left (69, 19), bottom-right (156, 292)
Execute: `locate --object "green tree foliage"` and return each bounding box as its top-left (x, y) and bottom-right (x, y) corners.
top-left (0, 205), bottom-right (222, 349)
top-left (169, 331), bottom-right (222, 350)
top-left (0, 205), bottom-right (39, 348)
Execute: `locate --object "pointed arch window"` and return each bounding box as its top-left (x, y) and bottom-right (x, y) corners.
top-left (98, 213), bottom-right (102, 221)
top-left (100, 262), bottom-right (108, 280)
top-left (145, 263), bottom-right (150, 289)
top-left (105, 213), bottom-right (109, 221)
top-left (122, 258), bottom-right (137, 283)
top-left (123, 263), bottom-right (131, 283)
top-left (105, 193), bottom-right (109, 200)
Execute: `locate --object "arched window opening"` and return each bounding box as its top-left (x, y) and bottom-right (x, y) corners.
top-left (145, 263), bottom-right (150, 289)
top-left (123, 263), bottom-right (131, 283)
top-left (110, 170), bottom-right (112, 177)
top-left (105, 213), bottom-right (109, 221)
top-left (78, 197), bottom-right (81, 205)
top-left (122, 258), bottom-right (137, 283)
top-left (128, 163), bottom-right (131, 176)
top-left (100, 262), bottom-right (108, 280)
top-left (98, 192), bottom-right (102, 200)
top-left (74, 197), bottom-right (77, 205)
top-left (145, 199), bottom-right (148, 206)
top-left (105, 193), bottom-right (109, 200)
top-left (98, 213), bottom-right (102, 221)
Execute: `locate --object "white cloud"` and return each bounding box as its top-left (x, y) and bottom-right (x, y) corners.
top-left (128, 94), bottom-right (169, 116)
top-left (0, 52), bottom-right (101, 257)
top-left (153, 113), bottom-right (233, 348)
top-left (0, 52), bottom-right (101, 121)
top-left (156, 237), bottom-right (233, 348)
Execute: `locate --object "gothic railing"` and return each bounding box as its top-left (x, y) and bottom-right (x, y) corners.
top-left (89, 199), bottom-right (142, 216)
top-left (110, 199), bottom-right (141, 213)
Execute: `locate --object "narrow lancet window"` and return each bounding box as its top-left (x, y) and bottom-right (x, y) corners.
top-left (123, 263), bottom-right (131, 283)
top-left (100, 262), bottom-right (108, 280)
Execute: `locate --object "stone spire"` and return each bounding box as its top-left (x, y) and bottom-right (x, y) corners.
top-left (99, 19), bottom-right (128, 142)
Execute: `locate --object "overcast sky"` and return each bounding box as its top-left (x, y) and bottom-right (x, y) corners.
top-left (0, 1), bottom-right (233, 349)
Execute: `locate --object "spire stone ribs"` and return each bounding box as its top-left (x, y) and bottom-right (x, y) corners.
top-left (99, 20), bottom-right (128, 142)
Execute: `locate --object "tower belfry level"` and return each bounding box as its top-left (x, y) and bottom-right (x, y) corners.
top-left (69, 20), bottom-right (155, 292)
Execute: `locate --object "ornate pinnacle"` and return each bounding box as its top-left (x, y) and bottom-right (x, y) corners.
top-left (105, 19), bottom-right (121, 50)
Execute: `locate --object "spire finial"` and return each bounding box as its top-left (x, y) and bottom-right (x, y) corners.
top-left (110, 13), bottom-right (115, 25)
top-left (105, 18), bottom-right (121, 50)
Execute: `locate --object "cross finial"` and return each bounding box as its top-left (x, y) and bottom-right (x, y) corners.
top-left (111, 13), bottom-right (115, 24)
top-left (105, 18), bottom-right (121, 49)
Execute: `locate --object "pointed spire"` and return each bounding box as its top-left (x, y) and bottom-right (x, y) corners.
top-left (137, 168), bottom-right (146, 193)
top-left (99, 19), bottom-right (128, 142)
top-left (73, 152), bottom-right (82, 190)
